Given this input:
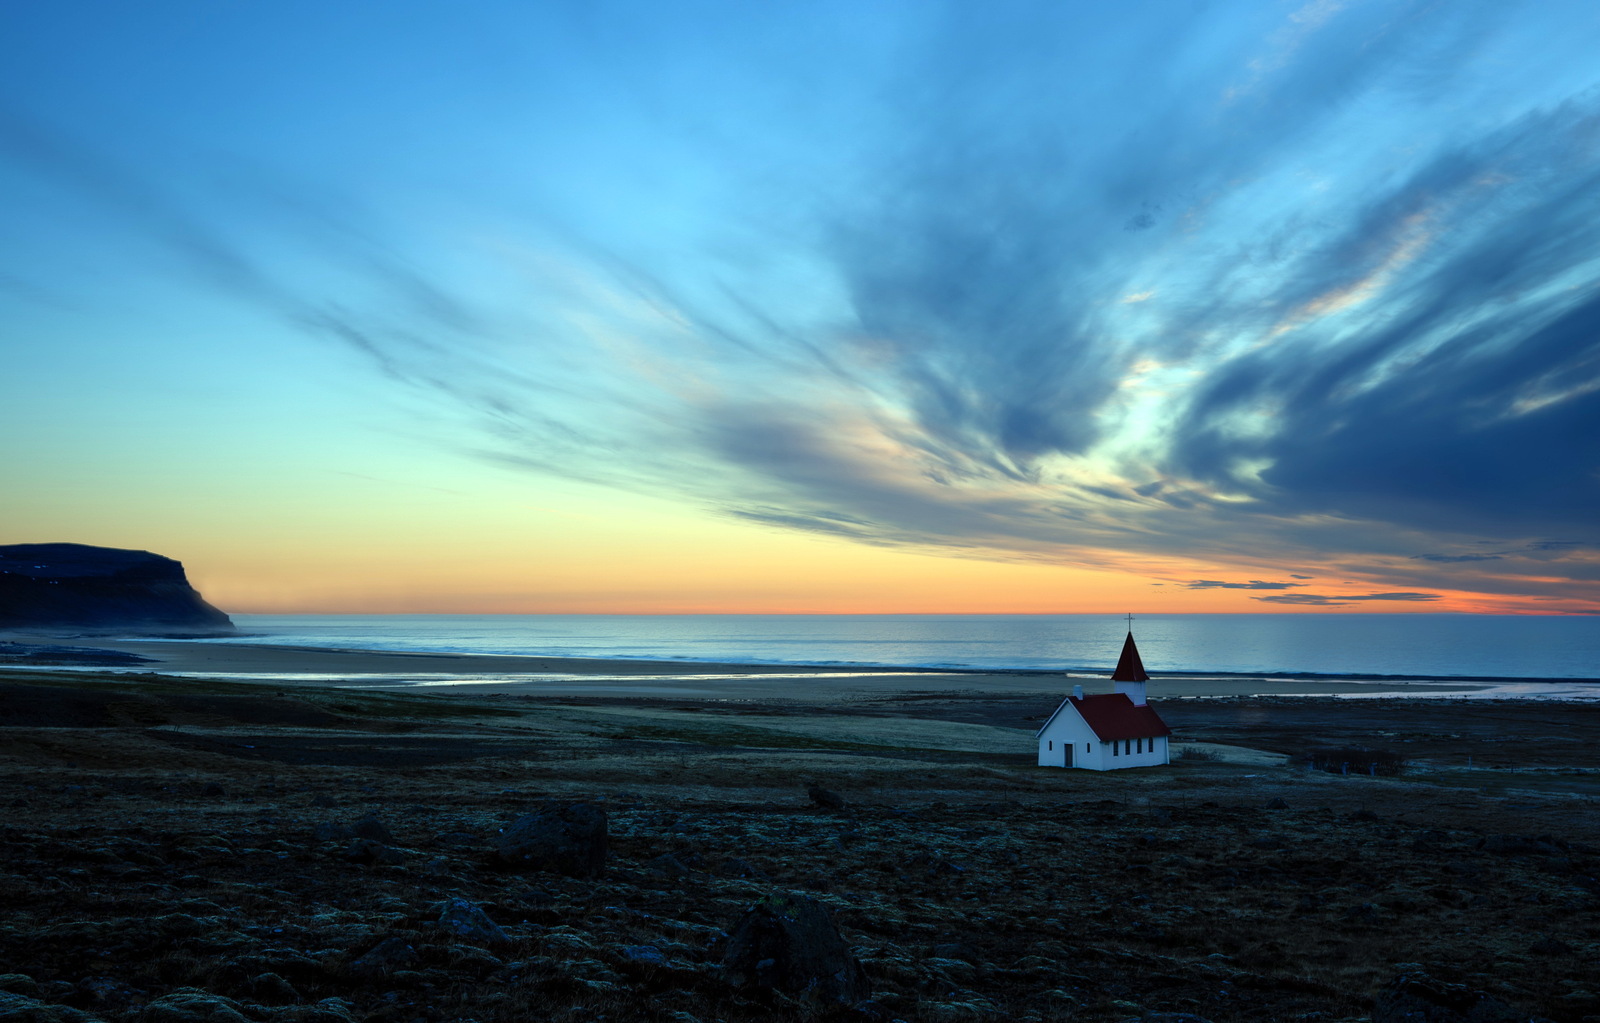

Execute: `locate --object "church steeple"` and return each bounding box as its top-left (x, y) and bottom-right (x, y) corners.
top-left (1111, 624), bottom-right (1149, 683)
top-left (1110, 616), bottom-right (1150, 706)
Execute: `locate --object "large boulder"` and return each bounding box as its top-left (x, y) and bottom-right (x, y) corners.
top-left (346, 938), bottom-right (419, 979)
top-left (493, 802), bottom-right (607, 876)
top-left (722, 893), bottom-right (869, 1004)
top-left (0, 544), bottom-right (233, 634)
top-left (1371, 969), bottom-right (1528, 1023)
top-left (437, 898), bottom-right (511, 945)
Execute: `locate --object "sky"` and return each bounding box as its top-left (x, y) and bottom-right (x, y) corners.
top-left (2, 0), bottom-right (1598, 615)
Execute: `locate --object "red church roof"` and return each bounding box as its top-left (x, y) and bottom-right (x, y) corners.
top-left (1111, 631), bottom-right (1149, 682)
top-left (1069, 692), bottom-right (1171, 741)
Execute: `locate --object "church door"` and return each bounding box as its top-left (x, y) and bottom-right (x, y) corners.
top-left (1063, 743), bottom-right (1074, 767)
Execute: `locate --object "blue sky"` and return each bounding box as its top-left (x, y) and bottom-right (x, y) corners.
top-left (3, 0), bottom-right (1598, 612)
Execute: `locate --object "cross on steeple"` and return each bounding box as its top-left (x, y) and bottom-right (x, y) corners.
top-left (1111, 619), bottom-right (1150, 682)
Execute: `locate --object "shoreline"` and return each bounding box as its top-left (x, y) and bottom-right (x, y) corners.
top-left (4, 633), bottom-right (1597, 701)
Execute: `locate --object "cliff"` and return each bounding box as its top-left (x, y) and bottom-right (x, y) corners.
top-left (0, 543), bottom-right (234, 634)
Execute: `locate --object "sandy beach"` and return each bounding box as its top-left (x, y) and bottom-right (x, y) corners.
top-left (2, 632), bottom-right (1551, 701)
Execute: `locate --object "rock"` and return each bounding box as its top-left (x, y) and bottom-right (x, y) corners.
top-left (312, 823), bottom-right (354, 843)
top-left (308, 794), bottom-right (336, 809)
top-left (648, 853), bottom-right (690, 876)
top-left (513, 887), bottom-right (557, 908)
top-left (343, 838), bottom-right (403, 865)
top-left (75, 978), bottom-right (140, 1008)
top-left (721, 857), bottom-right (769, 879)
top-left (1529, 936), bottom-right (1573, 955)
top-left (493, 802), bottom-right (607, 876)
top-left (620, 945), bottom-right (668, 966)
top-left (722, 892), bottom-right (869, 1003)
top-left (0, 543), bottom-right (233, 633)
top-left (1263, 797), bottom-right (1289, 810)
top-left (1411, 830), bottom-right (1451, 853)
top-left (437, 898), bottom-right (511, 945)
top-left (807, 785), bottom-right (846, 810)
top-left (351, 817), bottom-right (394, 843)
top-left (1372, 968), bottom-right (1524, 1023)
top-left (348, 937), bottom-right (420, 977)
top-left (138, 989), bottom-right (253, 1023)
top-left (200, 783), bottom-right (225, 798)
top-left (1350, 810), bottom-right (1380, 822)
top-left (1480, 834), bottom-right (1550, 856)
top-left (0, 978), bottom-right (39, 998)
top-left (247, 973), bottom-right (298, 1004)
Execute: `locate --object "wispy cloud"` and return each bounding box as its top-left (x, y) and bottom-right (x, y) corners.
top-left (1187, 580), bottom-right (1305, 590)
top-left (5, 1), bottom-right (1597, 609)
top-left (1256, 592), bottom-right (1442, 605)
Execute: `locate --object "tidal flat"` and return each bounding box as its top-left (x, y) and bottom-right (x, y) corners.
top-left (1, 669), bottom-right (1598, 1023)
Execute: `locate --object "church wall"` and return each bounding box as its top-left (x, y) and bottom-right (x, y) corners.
top-left (1036, 707), bottom-right (1095, 767)
top-left (1037, 711), bottom-right (1171, 770)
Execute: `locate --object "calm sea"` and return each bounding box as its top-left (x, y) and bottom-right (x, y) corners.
top-left (218, 614), bottom-right (1600, 681)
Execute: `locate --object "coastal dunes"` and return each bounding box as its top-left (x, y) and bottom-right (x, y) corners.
top-left (2, 664), bottom-right (1599, 1022)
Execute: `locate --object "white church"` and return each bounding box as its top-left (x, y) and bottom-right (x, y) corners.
top-left (1036, 626), bottom-right (1172, 770)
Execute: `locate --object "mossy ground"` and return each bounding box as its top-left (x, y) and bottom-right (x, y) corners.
top-left (2, 670), bottom-right (1598, 1023)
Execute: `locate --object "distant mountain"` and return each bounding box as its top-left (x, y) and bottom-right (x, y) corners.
top-left (0, 543), bottom-right (234, 634)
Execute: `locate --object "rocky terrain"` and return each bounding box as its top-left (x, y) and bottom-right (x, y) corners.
top-left (0, 544), bottom-right (233, 633)
top-left (1, 671), bottom-right (1597, 1023)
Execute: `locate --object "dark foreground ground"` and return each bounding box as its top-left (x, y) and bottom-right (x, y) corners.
top-left (1, 671), bottom-right (1598, 1023)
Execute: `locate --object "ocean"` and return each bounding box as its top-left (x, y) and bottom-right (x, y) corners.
top-left (217, 613), bottom-right (1600, 682)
